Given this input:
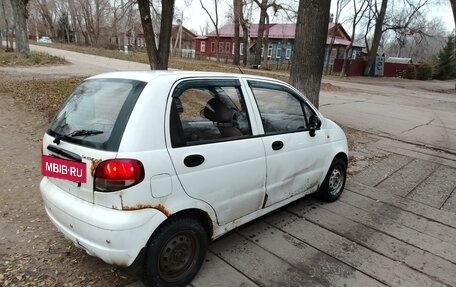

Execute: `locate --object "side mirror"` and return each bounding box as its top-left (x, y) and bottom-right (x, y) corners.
top-left (309, 115), bottom-right (321, 137)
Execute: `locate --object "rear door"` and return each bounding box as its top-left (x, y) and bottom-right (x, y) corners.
top-left (247, 80), bottom-right (327, 207)
top-left (166, 79), bottom-right (267, 225)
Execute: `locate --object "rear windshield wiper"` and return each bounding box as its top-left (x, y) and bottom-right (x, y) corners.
top-left (68, 129), bottom-right (104, 137)
top-left (53, 129), bottom-right (104, 145)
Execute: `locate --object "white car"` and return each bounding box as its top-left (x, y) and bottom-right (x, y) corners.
top-left (37, 36), bottom-right (52, 44)
top-left (40, 71), bottom-right (348, 286)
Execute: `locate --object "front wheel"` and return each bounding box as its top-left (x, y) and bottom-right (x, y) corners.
top-left (144, 217), bottom-right (208, 287)
top-left (318, 157), bottom-right (347, 202)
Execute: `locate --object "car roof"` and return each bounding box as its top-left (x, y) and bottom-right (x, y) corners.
top-left (88, 70), bottom-right (286, 85)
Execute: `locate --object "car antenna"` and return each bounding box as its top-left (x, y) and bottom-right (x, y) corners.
top-left (238, 66), bottom-right (244, 74)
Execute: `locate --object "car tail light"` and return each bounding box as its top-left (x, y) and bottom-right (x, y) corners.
top-left (94, 159), bottom-right (144, 192)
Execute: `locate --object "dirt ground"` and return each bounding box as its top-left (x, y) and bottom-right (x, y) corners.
top-left (0, 76), bottom-right (135, 286)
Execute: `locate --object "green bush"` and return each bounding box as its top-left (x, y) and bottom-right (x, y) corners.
top-left (435, 36), bottom-right (456, 80)
top-left (416, 63), bottom-right (433, 80)
top-left (403, 64), bottom-right (416, 79)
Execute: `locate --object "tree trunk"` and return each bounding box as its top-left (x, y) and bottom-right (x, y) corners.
top-left (262, 14), bottom-right (270, 69)
top-left (290, 0), bottom-right (331, 108)
top-left (0, 0), bottom-right (5, 49)
top-left (138, 0), bottom-right (175, 70)
top-left (254, 0), bottom-right (267, 66)
top-left (240, 18), bottom-right (248, 67)
top-left (157, 0), bottom-right (175, 70)
top-left (138, 0), bottom-right (159, 69)
top-left (233, 0), bottom-right (242, 65)
top-left (364, 0), bottom-right (388, 76)
top-left (10, 0), bottom-right (29, 58)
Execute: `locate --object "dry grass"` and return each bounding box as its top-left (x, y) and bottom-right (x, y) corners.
top-left (0, 76), bottom-right (84, 121)
top-left (0, 50), bottom-right (67, 66)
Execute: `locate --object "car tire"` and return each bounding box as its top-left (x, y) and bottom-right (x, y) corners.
top-left (318, 157), bottom-right (347, 202)
top-left (144, 217), bottom-right (208, 287)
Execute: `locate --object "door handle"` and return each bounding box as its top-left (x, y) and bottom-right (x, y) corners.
top-left (272, 141), bottom-right (284, 151)
top-left (184, 154), bottom-right (205, 167)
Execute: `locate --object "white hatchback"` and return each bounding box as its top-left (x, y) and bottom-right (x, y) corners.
top-left (40, 71), bottom-right (348, 287)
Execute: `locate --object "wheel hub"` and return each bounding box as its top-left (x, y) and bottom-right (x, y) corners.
top-left (328, 168), bottom-right (343, 196)
top-left (159, 231), bottom-right (197, 281)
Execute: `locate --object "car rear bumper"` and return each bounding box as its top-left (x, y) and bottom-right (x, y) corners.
top-left (40, 176), bottom-right (167, 267)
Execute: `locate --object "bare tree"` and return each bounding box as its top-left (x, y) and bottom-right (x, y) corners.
top-left (341, 0), bottom-right (369, 75)
top-left (10, 0), bottom-right (30, 57)
top-left (382, 0), bottom-right (429, 55)
top-left (290, 0), bottom-right (331, 108)
top-left (240, 2), bottom-right (250, 66)
top-left (324, 0), bottom-right (349, 75)
top-left (200, 0), bottom-right (220, 61)
top-left (0, 0), bottom-right (11, 49)
top-left (137, 0), bottom-right (175, 70)
top-left (382, 17), bottom-right (447, 61)
top-left (364, 0), bottom-right (388, 76)
top-left (35, 0), bottom-right (56, 37)
top-left (363, 0), bottom-right (435, 74)
top-left (252, 0), bottom-right (282, 67)
top-left (233, 0), bottom-right (242, 65)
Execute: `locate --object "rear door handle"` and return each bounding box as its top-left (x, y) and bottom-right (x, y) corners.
top-left (184, 154), bottom-right (205, 167)
top-left (272, 141), bottom-right (284, 151)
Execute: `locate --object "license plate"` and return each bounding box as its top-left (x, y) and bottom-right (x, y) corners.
top-left (41, 155), bottom-right (87, 183)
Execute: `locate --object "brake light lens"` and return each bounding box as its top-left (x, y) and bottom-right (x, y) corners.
top-left (94, 159), bottom-right (144, 192)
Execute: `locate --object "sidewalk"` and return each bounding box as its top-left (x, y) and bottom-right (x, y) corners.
top-left (128, 135), bottom-right (456, 286)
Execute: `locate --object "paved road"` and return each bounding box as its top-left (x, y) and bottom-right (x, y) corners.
top-left (320, 77), bottom-right (456, 154)
top-left (2, 44), bottom-right (455, 154)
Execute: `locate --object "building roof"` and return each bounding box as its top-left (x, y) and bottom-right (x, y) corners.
top-left (206, 23), bottom-right (363, 47)
top-left (385, 57), bottom-right (412, 64)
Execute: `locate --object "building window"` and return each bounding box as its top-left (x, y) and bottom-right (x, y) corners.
top-left (219, 42), bottom-right (224, 53)
top-left (268, 44), bottom-right (273, 57)
top-left (211, 42), bottom-right (216, 53)
top-left (276, 44), bottom-right (282, 59)
top-left (201, 41), bottom-right (206, 52)
top-left (225, 42), bottom-right (230, 53)
top-left (285, 43), bottom-right (292, 59)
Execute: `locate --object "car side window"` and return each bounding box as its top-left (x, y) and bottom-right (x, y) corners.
top-left (249, 81), bottom-right (313, 134)
top-left (170, 80), bottom-right (252, 147)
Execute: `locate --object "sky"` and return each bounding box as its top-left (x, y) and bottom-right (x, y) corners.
top-left (175, 0), bottom-right (455, 36)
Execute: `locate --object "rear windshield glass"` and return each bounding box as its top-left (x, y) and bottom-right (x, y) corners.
top-left (48, 78), bottom-right (146, 151)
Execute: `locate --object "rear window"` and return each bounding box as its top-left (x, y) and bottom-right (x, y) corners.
top-left (48, 78), bottom-right (146, 151)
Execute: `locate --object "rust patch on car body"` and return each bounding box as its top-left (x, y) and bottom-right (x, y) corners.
top-left (122, 204), bottom-right (153, 210)
top-left (154, 204), bottom-right (171, 217)
top-left (90, 159), bottom-right (102, 176)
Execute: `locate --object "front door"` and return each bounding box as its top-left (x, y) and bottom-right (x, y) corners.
top-left (247, 80), bottom-right (327, 207)
top-left (167, 79), bottom-right (266, 225)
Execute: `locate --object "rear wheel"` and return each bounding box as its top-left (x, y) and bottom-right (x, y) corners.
top-left (144, 217), bottom-right (208, 287)
top-left (318, 157), bottom-right (347, 202)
